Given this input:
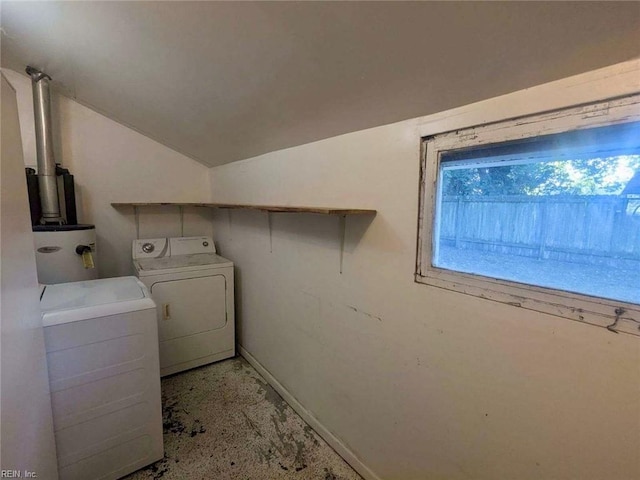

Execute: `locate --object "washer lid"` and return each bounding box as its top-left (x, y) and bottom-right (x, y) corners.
top-left (41, 276), bottom-right (155, 326)
top-left (134, 253), bottom-right (233, 276)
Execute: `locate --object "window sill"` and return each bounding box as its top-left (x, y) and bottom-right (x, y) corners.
top-left (415, 267), bottom-right (640, 337)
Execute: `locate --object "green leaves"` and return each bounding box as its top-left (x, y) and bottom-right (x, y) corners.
top-left (441, 155), bottom-right (640, 196)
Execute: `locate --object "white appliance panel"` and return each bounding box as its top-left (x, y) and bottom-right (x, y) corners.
top-left (169, 235), bottom-right (216, 255)
top-left (42, 278), bottom-right (163, 480)
top-left (41, 277), bottom-right (155, 326)
top-left (47, 334), bottom-right (145, 385)
top-left (41, 277), bottom-right (145, 311)
top-left (151, 275), bottom-right (227, 342)
top-left (50, 368), bottom-right (147, 419)
top-left (59, 436), bottom-right (155, 480)
top-left (159, 330), bottom-right (235, 375)
top-left (135, 253), bottom-right (232, 275)
top-left (34, 228), bottom-right (98, 284)
top-left (131, 237), bottom-right (169, 259)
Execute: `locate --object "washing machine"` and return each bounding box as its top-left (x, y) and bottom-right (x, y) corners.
top-left (132, 236), bottom-right (235, 377)
top-left (40, 276), bottom-right (164, 480)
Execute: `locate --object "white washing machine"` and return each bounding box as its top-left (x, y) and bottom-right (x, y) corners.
top-left (132, 236), bottom-right (235, 377)
top-left (40, 276), bottom-right (164, 480)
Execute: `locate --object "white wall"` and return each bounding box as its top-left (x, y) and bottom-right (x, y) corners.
top-left (1, 73), bottom-right (58, 478)
top-left (209, 61), bottom-right (640, 480)
top-left (2, 69), bottom-right (213, 279)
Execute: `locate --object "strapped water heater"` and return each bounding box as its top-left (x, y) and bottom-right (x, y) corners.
top-left (25, 66), bottom-right (98, 284)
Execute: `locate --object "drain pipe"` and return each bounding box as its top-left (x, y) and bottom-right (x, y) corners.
top-left (26, 66), bottom-right (63, 224)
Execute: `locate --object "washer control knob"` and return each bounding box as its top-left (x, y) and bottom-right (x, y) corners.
top-left (142, 242), bottom-right (155, 254)
top-left (203, 241), bottom-right (209, 247)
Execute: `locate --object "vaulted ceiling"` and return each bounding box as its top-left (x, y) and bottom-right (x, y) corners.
top-left (2, 1), bottom-right (639, 167)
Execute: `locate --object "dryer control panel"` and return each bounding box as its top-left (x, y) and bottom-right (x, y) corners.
top-left (169, 236), bottom-right (216, 256)
top-left (133, 236), bottom-right (216, 260)
top-left (132, 238), bottom-right (169, 259)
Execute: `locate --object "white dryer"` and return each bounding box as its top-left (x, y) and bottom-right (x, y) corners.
top-left (133, 236), bottom-right (235, 376)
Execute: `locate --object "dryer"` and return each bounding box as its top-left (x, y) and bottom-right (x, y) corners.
top-left (133, 236), bottom-right (235, 376)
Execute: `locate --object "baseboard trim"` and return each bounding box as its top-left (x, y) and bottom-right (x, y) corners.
top-left (239, 345), bottom-right (382, 480)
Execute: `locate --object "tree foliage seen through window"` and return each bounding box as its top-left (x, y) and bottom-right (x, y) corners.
top-left (442, 155), bottom-right (640, 196)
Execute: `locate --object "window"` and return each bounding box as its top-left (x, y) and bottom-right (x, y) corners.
top-left (417, 95), bottom-right (640, 335)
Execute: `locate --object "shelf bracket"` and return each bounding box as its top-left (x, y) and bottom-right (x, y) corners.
top-left (179, 206), bottom-right (184, 237)
top-left (134, 206), bottom-right (140, 239)
top-left (339, 214), bottom-right (346, 274)
top-left (267, 212), bottom-right (273, 253)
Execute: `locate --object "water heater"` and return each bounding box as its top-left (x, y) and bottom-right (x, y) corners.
top-left (34, 225), bottom-right (97, 284)
top-left (26, 66), bottom-right (98, 284)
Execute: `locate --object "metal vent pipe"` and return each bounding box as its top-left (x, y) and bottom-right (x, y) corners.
top-left (26, 66), bottom-right (63, 224)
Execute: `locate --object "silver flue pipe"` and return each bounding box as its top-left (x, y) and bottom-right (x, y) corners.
top-left (26, 65), bottom-right (63, 224)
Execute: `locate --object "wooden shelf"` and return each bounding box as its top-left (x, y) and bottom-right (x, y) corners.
top-left (111, 202), bottom-right (376, 216)
top-left (112, 202), bottom-right (375, 274)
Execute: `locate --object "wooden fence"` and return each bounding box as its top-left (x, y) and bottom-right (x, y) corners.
top-left (439, 195), bottom-right (640, 268)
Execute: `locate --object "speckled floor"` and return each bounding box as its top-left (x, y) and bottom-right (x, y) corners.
top-left (123, 356), bottom-right (362, 480)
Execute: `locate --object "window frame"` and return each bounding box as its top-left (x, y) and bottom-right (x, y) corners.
top-left (416, 94), bottom-right (640, 336)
